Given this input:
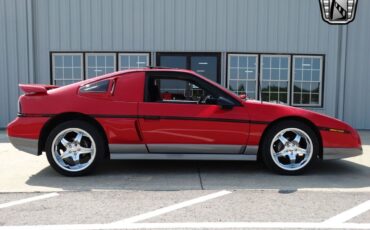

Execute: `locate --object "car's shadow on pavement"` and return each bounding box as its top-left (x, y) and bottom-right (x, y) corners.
top-left (26, 159), bottom-right (370, 191)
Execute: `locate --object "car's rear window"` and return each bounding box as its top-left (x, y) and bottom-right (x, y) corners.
top-left (80, 79), bottom-right (110, 93)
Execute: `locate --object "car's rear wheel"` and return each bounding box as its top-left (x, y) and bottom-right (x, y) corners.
top-left (261, 120), bottom-right (319, 175)
top-left (45, 121), bottom-right (105, 176)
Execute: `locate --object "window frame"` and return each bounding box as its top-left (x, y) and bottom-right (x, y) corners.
top-left (291, 55), bottom-right (324, 107)
top-left (227, 54), bottom-right (259, 100)
top-left (50, 51), bottom-right (151, 86)
top-left (51, 53), bottom-right (84, 86)
top-left (85, 53), bottom-right (117, 79)
top-left (118, 52), bottom-right (150, 70)
top-left (226, 52), bottom-right (325, 108)
top-left (144, 71), bottom-right (241, 106)
top-left (260, 54), bottom-right (291, 105)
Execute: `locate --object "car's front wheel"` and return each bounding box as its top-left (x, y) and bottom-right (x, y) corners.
top-left (261, 120), bottom-right (319, 175)
top-left (45, 121), bottom-right (105, 176)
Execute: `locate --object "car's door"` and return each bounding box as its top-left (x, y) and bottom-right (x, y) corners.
top-left (138, 71), bottom-right (250, 154)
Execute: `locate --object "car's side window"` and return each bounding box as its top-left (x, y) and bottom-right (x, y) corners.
top-left (146, 76), bottom-right (219, 105)
top-left (80, 79), bottom-right (110, 93)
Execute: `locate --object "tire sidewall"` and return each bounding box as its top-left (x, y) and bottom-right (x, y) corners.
top-left (45, 120), bottom-right (105, 176)
top-left (261, 120), bottom-right (319, 175)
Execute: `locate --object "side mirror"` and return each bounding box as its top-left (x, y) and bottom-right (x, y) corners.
top-left (217, 96), bottom-right (235, 110)
top-left (239, 94), bottom-right (247, 100)
top-left (204, 96), bottom-right (218, 105)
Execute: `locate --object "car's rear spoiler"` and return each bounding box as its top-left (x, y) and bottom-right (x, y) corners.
top-left (19, 84), bottom-right (59, 95)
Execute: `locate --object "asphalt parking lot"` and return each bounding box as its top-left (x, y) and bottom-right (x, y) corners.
top-left (0, 130), bottom-right (369, 229)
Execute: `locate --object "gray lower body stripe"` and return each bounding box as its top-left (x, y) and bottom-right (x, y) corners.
top-left (110, 153), bottom-right (257, 161)
top-left (147, 144), bottom-right (245, 154)
top-left (109, 144), bottom-right (148, 153)
top-left (323, 147), bottom-right (363, 160)
top-left (108, 144), bottom-right (259, 161)
top-left (8, 136), bottom-right (39, 155)
top-left (244, 145), bottom-right (259, 155)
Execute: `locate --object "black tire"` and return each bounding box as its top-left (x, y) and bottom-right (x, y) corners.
top-left (45, 120), bottom-right (105, 176)
top-left (261, 120), bottom-right (319, 175)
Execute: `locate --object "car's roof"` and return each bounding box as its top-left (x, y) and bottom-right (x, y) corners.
top-left (111, 67), bottom-right (196, 77)
top-left (83, 68), bottom-right (211, 87)
top-left (85, 68), bottom-right (197, 83)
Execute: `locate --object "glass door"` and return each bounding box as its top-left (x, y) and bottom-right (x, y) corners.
top-left (157, 53), bottom-right (221, 84)
top-left (190, 56), bottom-right (218, 83)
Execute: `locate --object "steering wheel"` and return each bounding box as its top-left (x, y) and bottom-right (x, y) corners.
top-left (199, 95), bottom-right (214, 104)
top-left (198, 94), bottom-right (206, 104)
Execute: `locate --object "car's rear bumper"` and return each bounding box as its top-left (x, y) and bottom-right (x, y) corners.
top-left (8, 136), bottom-right (39, 155)
top-left (323, 147), bottom-right (363, 160)
top-left (7, 116), bottom-right (48, 155)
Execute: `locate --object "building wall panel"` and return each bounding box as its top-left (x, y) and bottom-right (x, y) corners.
top-left (344, 0), bottom-right (370, 129)
top-left (0, 0), bottom-right (10, 127)
top-left (0, 0), bottom-right (29, 128)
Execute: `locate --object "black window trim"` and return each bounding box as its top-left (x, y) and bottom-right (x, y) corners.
top-left (226, 52), bottom-right (325, 108)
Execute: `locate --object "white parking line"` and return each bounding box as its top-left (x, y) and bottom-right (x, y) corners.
top-left (1, 222), bottom-right (370, 230)
top-left (0, 193), bottom-right (59, 209)
top-left (112, 190), bottom-right (232, 224)
top-left (323, 200), bottom-right (370, 224)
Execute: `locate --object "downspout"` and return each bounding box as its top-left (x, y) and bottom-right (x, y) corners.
top-left (336, 25), bottom-right (348, 120)
top-left (26, 0), bottom-right (35, 84)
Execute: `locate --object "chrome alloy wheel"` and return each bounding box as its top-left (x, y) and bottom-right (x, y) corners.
top-left (51, 128), bottom-right (96, 172)
top-left (270, 128), bottom-right (313, 171)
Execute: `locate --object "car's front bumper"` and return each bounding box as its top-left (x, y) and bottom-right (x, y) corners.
top-left (323, 147), bottom-right (363, 160)
top-left (8, 136), bottom-right (39, 155)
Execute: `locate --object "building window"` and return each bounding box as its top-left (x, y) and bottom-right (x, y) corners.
top-left (119, 53), bottom-right (149, 70)
top-left (260, 55), bottom-right (290, 104)
top-left (51, 52), bottom-right (151, 86)
top-left (52, 53), bottom-right (83, 86)
top-left (227, 54), bottom-right (258, 99)
top-left (85, 53), bottom-right (116, 78)
top-left (292, 56), bottom-right (323, 106)
top-left (227, 53), bottom-right (324, 107)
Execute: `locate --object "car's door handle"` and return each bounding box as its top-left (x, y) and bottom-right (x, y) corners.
top-left (143, 115), bottom-right (161, 120)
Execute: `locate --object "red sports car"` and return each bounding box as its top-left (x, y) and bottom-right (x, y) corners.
top-left (7, 68), bottom-right (362, 176)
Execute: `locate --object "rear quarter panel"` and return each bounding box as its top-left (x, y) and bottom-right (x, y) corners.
top-left (14, 72), bottom-right (146, 144)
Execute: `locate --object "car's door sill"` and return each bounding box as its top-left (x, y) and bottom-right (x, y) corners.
top-left (110, 153), bottom-right (257, 161)
top-left (109, 144), bottom-right (259, 155)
